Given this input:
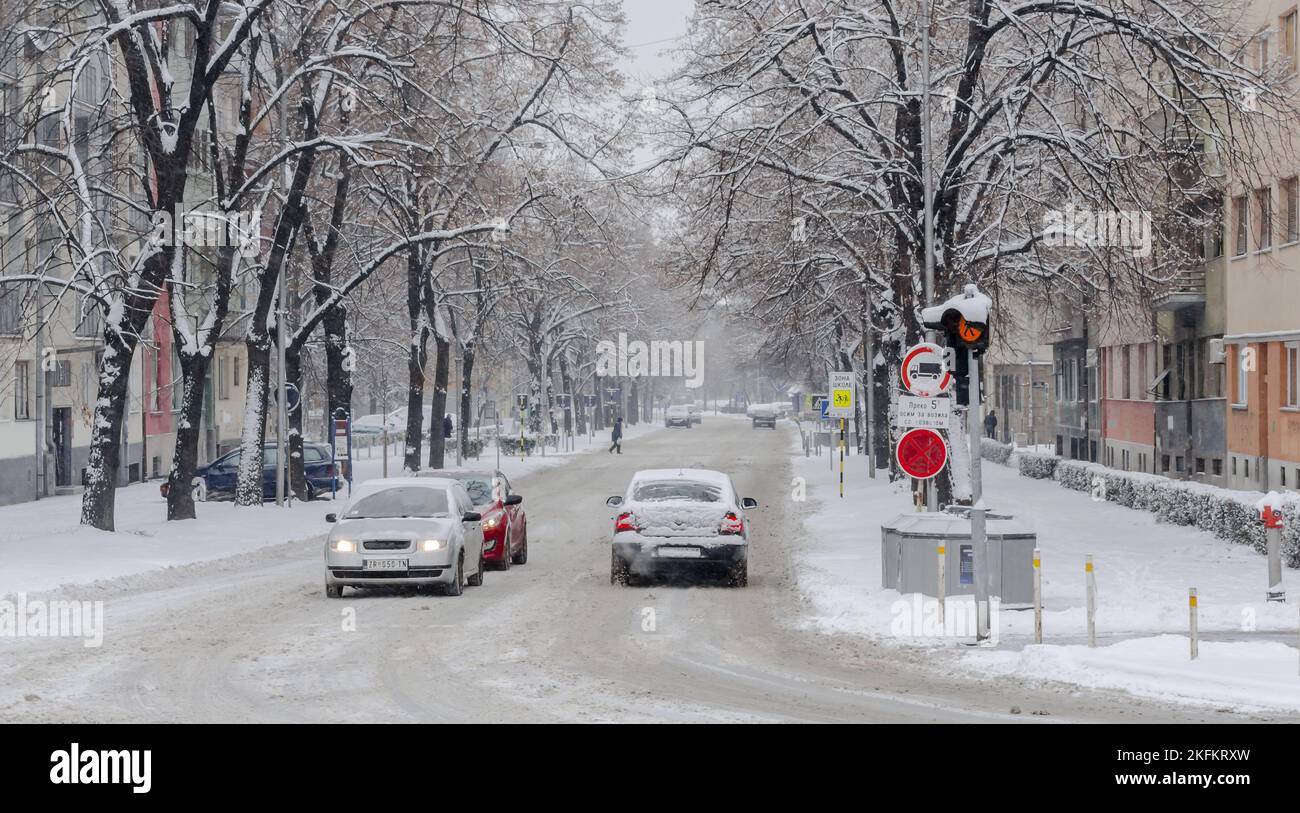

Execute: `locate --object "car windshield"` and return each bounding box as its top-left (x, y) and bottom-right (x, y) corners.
top-left (346, 487), bottom-right (450, 519)
top-left (453, 475), bottom-right (495, 505)
top-left (633, 480), bottom-right (723, 503)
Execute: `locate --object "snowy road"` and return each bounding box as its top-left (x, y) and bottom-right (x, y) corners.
top-left (0, 418), bottom-right (1254, 722)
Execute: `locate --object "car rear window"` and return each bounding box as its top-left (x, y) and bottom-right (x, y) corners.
top-left (454, 475), bottom-right (495, 505)
top-left (346, 487), bottom-right (450, 519)
top-left (633, 480), bottom-right (723, 503)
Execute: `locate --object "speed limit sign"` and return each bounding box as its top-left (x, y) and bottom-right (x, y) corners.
top-left (827, 371), bottom-right (854, 418)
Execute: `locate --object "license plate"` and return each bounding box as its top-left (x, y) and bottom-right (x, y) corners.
top-left (363, 558), bottom-right (408, 571)
top-left (657, 546), bottom-right (702, 559)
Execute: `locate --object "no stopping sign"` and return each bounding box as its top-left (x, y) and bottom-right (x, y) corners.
top-left (896, 427), bottom-right (948, 480)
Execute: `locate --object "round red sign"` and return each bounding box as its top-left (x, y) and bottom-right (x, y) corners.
top-left (896, 427), bottom-right (948, 480)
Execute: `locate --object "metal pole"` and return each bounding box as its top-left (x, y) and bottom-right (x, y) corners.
top-left (1189, 587), bottom-right (1199, 660)
top-left (1032, 546), bottom-right (1042, 644)
top-left (1267, 524), bottom-right (1285, 602)
top-left (936, 542), bottom-right (946, 629)
top-left (275, 267), bottom-right (287, 506)
top-left (865, 287), bottom-right (876, 478)
top-left (1086, 554), bottom-right (1097, 648)
top-left (921, 0), bottom-right (937, 514)
top-left (34, 292), bottom-right (46, 499)
top-left (838, 417), bottom-right (845, 498)
top-left (968, 347), bottom-right (989, 640)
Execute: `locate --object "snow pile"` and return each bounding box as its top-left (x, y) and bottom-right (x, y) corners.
top-left (961, 636), bottom-right (1300, 714)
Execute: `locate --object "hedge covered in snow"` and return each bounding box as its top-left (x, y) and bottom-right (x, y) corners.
top-left (1017, 451), bottom-right (1060, 480)
top-left (980, 437), bottom-right (1014, 466)
top-left (1049, 459), bottom-right (1300, 567)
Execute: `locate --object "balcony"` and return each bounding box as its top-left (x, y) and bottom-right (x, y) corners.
top-left (1153, 268), bottom-right (1206, 311)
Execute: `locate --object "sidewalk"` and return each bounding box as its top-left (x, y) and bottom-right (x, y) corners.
top-left (0, 421), bottom-right (661, 598)
top-left (789, 434), bottom-right (1300, 713)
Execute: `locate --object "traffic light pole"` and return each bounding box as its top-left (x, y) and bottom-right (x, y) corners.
top-left (967, 346), bottom-right (990, 641)
top-left (920, 0), bottom-right (937, 514)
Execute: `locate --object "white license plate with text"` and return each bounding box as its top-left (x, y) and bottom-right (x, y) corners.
top-left (363, 558), bottom-right (408, 571)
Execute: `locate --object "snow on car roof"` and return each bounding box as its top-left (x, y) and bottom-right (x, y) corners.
top-left (356, 477), bottom-right (457, 490)
top-left (629, 468), bottom-right (731, 486)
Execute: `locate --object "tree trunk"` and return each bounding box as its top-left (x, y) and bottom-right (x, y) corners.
top-left (428, 332), bottom-right (450, 470)
top-left (403, 327), bottom-right (428, 472)
top-left (80, 325), bottom-right (138, 531)
top-left (166, 351), bottom-right (214, 520)
top-left (236, 338), bottom-right (272, 505)
top-left (459, 343), bottom-right (475, 454)
top-left (286, 347), bottom-right (309, 498)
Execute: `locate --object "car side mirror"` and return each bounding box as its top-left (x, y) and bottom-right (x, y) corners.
top-left (741, 497), bottom-right (758, 510)
top-left (505, 494), bottom-right (523, 506)
top-left (325, 513), bottom-right (338, 523)
top-left (462, 511), bottom-right (482, 523)
top-left (606, 495), bottom-right (623, 507)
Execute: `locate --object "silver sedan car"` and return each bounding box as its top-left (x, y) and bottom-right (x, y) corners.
top-left (323, 478), bottom-right (486, 597)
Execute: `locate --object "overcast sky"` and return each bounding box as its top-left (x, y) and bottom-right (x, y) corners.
top-left (620, 0), bottom-right (695, 86)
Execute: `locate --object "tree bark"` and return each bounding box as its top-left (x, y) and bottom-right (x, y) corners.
top-left (459, 342), bottom-right (475, 455)
top-left (427, 332), bottom-right (450, 469)
top-left (236, 337), bottom-right (272, 505)
top-left (165, 350), bottom-right (214, 521)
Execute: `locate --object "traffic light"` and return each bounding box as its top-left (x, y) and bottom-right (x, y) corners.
top-left (920, 284), bottom-right (992, 354)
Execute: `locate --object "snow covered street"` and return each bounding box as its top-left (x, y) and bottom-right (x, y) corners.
top-left (0, 417), bottom-right (1274, 723)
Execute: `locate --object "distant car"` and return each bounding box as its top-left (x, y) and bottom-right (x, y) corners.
top-left (162, 442), bottom-right (337, 502)
top-left (351, 414), bottom-right (389, 436)
top-left (688, 403), bottom-right (702, 424)
top-left (417, 469), bottom-right (528, 569)
top-left (606, 468), bottom-right (757, 587)
top-left (665, 404), bottom-right (692, 428)
top-left (751, 407), bottom-right (777, 429)
top-left (323, 477), bottom-right (486, 598)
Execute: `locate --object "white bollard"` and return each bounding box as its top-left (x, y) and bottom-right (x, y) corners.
top-left (937, 543), bottom-right (946, 628)
top-left (1085, 555), bottom-right (1096, 648)
top-left (1189, 588), bottom-right (1199, 661)
top-left (1033, 547), bottom-right (1042, 645)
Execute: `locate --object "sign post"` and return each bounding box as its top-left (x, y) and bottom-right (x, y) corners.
top-left (967, 345), bottom-right (990, 641)
top-left (330, 408), bottom-right (352, 499)
top-left (828, 371), bottom-right (854, 499)
top-left (1262, 503), bottom-right (1286, 602)
top-left (895, 428), bottom-right (948, 480)
top-left (516, 394), bottom-right (528, 461)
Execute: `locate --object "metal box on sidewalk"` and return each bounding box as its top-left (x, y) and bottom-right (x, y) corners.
top-left (880, 510), bottom-right (1037, 605)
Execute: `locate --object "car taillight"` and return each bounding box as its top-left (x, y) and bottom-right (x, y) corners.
top-left (615, 512), bottom-right (639, 533)
top-left (719, 512), bottom-right (744, 535)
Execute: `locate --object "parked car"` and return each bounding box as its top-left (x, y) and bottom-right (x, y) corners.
top-left (751, 406), bottom-right (777, 429)
top-left (665, 404), bottom-right (692, 428)
top-left (324, 477), bottom-right (486, 598)
top-left (417, 469), bottom-right (528, 569)
top-left (351, 414), bottom-right (389, 436)
top-left (606, 468), bottom-right (757, 587)
top-left (160, 442), bottom-right (337, 502)
top-left (688, 403), bottom-right (702, 424)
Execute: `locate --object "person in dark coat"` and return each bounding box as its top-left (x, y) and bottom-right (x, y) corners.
top-left (983, 409), bottom-right (997, 439)
top-left (443, 414), bottom-right (454, 439)
top-left (609, 417), bottom-right (623, 454)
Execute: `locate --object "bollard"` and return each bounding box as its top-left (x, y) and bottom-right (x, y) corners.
top-left (382, 431), bottom-right (389, 478)
top-left (1085, 555), bottom-right (1096, 648)
top-left (1267, 524), bottom-right (1286, 603)
top-left (1189, 588), bottom-right (1199, 660)
top-left (1033, 547), bottom-right (1042, 645)
top-left (937, 544), bottom-right (946, 628)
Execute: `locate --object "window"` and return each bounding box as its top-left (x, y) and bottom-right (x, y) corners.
top-left (1284, 468), bottom-right (1289, 487)
top-left (0, 283), bottom-right (21, 334)
top-left (1287, 343), bottom-right (1300, 407)
top-left (1122, 345), bottom-right (1132, 399)
top-left (1256, 187), bottom-right (1272, 249)
top-left (1235, 344), bottom-right (1250, 406)
top-left (1285, 177), bottom-right (1300, 243)
top-left (1232, 457), bottom-right (1238, 476)
top-left (171, 345), bottom-right (182, 411)
top-left (216, 356), bottom-right (230, 400)
top-left (1162, 455), bottom-right (1171, 473)
top-left (1176, 456), bottom-right (1185, 472)
top-left (1285, 11), bottom-right (1298, 67)
top-left (1234, 194), bottom-right (1249, 255)
top-left (1196, 458), bottom-right (1206, 475)
top-left (14, 364), bottom-right (31, 421)
top-left (233, 355), bottom-right (242, 387)
top-left (75, 295), bottom-right (101, 338)
top-left (49, 360), bottom-right (70, 387)
top-left (1213, 459), bottom-right (1223, 476)
top-left (1259, 30), bottom-right (1272, 67)
top-left (1246, 459), bottom-right (1252, 479)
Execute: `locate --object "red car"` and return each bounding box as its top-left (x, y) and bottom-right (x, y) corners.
top-left (419, 469), bottom-right (528, 569)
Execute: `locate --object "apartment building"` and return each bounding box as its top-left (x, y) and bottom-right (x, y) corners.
top-left (1218, 0), bottom-right (1300, 492)
top-left (986, 297), bottom-right (1056, 448)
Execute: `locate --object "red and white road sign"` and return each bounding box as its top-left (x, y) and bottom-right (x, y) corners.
top-left (896, 427), bottom-right (948, 480)
top-left (900, 342), bottom-right (952, 397)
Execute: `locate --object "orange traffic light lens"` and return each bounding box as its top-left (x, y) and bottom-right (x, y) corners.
top-left (957, 317), bottom-right (983, 343)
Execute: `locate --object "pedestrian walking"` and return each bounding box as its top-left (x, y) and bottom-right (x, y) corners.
top-left (609, 416), bottom-right (623, 454)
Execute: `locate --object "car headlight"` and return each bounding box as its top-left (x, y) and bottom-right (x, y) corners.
top-left (482, 514), bottom-right (500, 530)
top-left (331, 539), bottom-right (356, 553)
top-left (420, 538), bottom-right (445, 552)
